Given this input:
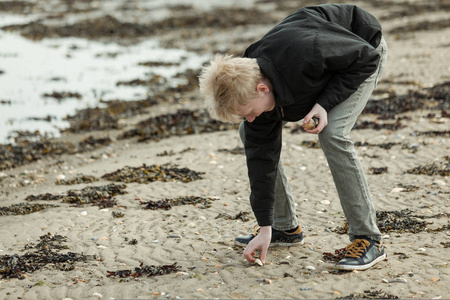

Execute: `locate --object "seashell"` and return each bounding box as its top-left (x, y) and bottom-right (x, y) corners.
top-left (254, 258), bottom-right (263, 266)
top-left (302, 117), bottom-right (319, 130)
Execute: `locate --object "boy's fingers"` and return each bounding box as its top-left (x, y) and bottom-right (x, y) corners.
top-left (260, 247), bottom-right (268, 265)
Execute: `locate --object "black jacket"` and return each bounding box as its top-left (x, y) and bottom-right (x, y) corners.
top-left (242, 4), bottom-right (382, 226)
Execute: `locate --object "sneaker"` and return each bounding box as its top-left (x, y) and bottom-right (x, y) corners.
top-left (235, 225), bottom-right (304, 247)
top-left (336, 238), bottom-right (386, 271)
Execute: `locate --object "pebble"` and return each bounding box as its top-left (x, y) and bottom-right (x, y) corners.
top-left (433, 180), bottom-right (446, 186)
top-left (382, 279), bottom-right (389, 283)
top-left (300, 166), bottom-right (307, 171)
top-left (418, 247), bottom-right (427, 252)
top-left (254, 258), bottom-right (263, 266)
top-left (169, 235), bottom-right (182, 239)
top-left (408, 272), bottom-right (414, 277)
top-left (320, 200), bottom-right (330, 205)
top-left (305, 266), bottom-right (316, 271)
top-left (80, 211), bottom-right (88, 216)
top-left (300, 287), bottom-right (312, 291)
top-left (176, 272), bottom-right (189, 275)
top-left (92, 292), bottom-right (103, 298)
top-left (390, 187), bottom-right (404, 193)
top-left (389, 278), bottom-right (408, 283)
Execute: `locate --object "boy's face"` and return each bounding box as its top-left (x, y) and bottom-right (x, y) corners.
top-left (237, 82), bottom-right (275, 123)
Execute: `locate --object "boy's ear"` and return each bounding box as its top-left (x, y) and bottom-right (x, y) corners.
top-left (256, 82), bottom-right (269, 94)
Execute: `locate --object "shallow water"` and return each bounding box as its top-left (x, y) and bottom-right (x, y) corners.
top-left (0, 30), bottom-right (207, 144)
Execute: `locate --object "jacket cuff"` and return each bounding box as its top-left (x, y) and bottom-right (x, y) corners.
top-left (254, 210), bottom-right (273, 227)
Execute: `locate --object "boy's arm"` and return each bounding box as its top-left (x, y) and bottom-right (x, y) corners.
top-left (244, 117), bottom-right (283, 227)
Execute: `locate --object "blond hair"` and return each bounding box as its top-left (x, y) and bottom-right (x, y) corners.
top-left (199, 54), bottom-right (263, 123)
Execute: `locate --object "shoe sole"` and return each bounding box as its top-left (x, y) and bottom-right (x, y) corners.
top-left (336, 253), bottom-right (387, 271)
top-left (235, 240), bottom-right (305, 247)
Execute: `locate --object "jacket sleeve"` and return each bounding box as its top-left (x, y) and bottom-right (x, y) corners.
top-left (244, 116), bottom-right (283, 226)
top-left (314, 22), bottom-right (380, 112)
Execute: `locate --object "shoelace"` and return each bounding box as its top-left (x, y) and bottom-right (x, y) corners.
top-left (344, 239), bottom-right (370, 258)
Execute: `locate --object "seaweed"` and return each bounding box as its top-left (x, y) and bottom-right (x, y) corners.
top-left (25, 184), bottom-right (127, 209)
top-left (369, 167), bottom-right (388, 175)
top-left (106, 262), bottom-right (179, 278)
top-left (355, 141), bottom-right (401, 150)
top-left (333, 209), bottom-right (442, 234)
top-left (406, 159), bottom-right (449, 176)
top-left (42, 91), bottom-right (82, 101)
top-left (0, 233), bottom-right (95, 279)
top-left (218, 146), bottom-right (245, 155)
top-left (102, 164), bottom-right (204, 183)
top-left (140, 196), bottom-right (216, 210)
top-left (322, 248), bottom-right (347, 263)
top-left (55, 175), bottom-right (99, 185)
top-left (363, 82), bottom-right (450, 115)
top-left (119, 109), bottom-right (238, 142)
top-left (0, 132), bottom-right (113, 171)
top-left (215, 211), bottom-right (250, 222)
top-left (336, 289), bottom-right (399, 299)
top-left (0, 203), bottom-right (59, 216)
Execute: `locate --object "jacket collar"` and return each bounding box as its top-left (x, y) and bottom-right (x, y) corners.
top-left (257, 57), bottom-right (295, 107)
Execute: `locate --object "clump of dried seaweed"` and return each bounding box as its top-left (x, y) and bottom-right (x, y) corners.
top-left (118, 109), bottom-right (238, 142)
top-left (0, 131), bottom-right (112, 171)
top-left (354, 141), bottom-right (401, 150)
top-left (157, 147), bottom-right (195, 157)
top-left (301, 140), bottom-right (321, 149)
top-left (102, 164), bottom-right (204, 183)
top-left (336, 289), bottom-right (399, 299)
top-left (63, 107), bottom-right (120, 133)
top-left (396, 183), bottom-right (420, 192)
top-left (406, 159), bottom-right (449, 177)
top-left (42, 91), bottom-right (82, 101)
top-left (107, 262), bottom-right (179, 278)
top-left (0, 131), bottom-right (75, 170)
top-left (215, 211), bottom-right (250, 222)
top-left (2, 7), bottom-right (277, 41)
top-left (334, 209), bottom-right (435, 234)
top-left (322, 248), bottom-right (347, 263)
top-left (416, 130), bottom-right (450, 137)
top-left (389, 19), bottom-right (450, 37)
top-left (354, 119), bottom-right (404, 131)
top-left (25, 184), bottom-right (127, 209)
top-left (140, 196), bottom-right (216, 210)
top-left (363, 82), bottom-right (450, 115)
top-left (369, 167), bottom-right (388, 175)
top-left (218, 146), bottom-right (245, 155)
top-left (0, 233), bottom-right (95, 279)
top-left (55, 174), bottom-right (99, 185)
top-left (0, 203), bottom-right (59, 216)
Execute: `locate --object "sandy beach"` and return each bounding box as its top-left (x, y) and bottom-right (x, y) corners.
top-left (0, 0), bottom-right (449, 299)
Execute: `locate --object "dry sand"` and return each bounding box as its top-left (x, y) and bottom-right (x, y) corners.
top-left (0, 0), bottom-right (449, 299)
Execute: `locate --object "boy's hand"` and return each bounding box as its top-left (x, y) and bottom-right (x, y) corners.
top-left (303, 103), bottom-right (328, 134)
top-left (243, 226), bottom-right (271, 265)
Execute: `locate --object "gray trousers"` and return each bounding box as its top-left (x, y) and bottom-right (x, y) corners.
top-left (239, 37), bottom-right (388, 242)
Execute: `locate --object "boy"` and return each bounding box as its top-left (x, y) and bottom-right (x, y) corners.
top-left (199, 4), bottom-right (388, 271)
